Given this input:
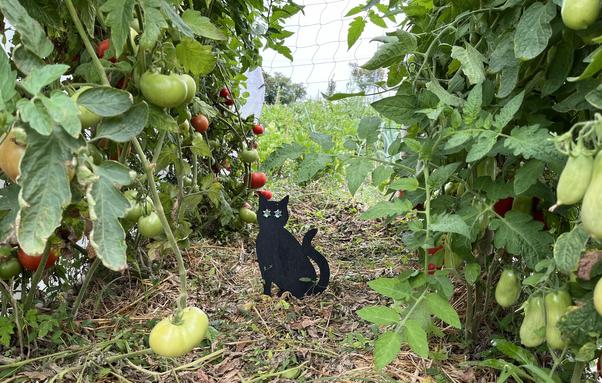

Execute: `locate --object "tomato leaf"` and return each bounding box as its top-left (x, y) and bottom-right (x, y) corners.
top-left (296, 153), bottom-right (331, 184)
top-left (17, 98), bottom-right (56, 136)
top-left (361, 32), bottom-right (417, 70)
top-left (17, 128), bottom-right (82, 255)
top-left (464, 263), bottom-right (481, 285)
top-left (345, 158), bottom-right (373, 196)
top-left (77, 87), bottom-right (134, 117)
top-left (95, 102), bottom-right (149, 143)
top-left (493, 338), bottom-right (538, 365)
top-left (176, 38), bottom-right (216, 76)
top-left (368, 277), bottom-right (411, 300)
top-left (347, 17), bottom-right (366, 49)
top-left (586, 84), bottom-right (602, 109)
top-left (490, 211), bottom-right (554, 268)
top-left (87, 161), bottom-right (134, 271)
top-left (160, 0), bottom-right (194, 37)
top-left (261, 143), bottom-right (305, 171)
top-left (426, 80), bottom-right (464, 107)
top-left (0, 316), bottom-right (14, 347)
top-left (357, 306), bottom-right (400, 325)
top-left (0, 0), bottom-right (53, 59)
top-left (20, 64), bottom-right (69, 96)
top-left (403, 319), bottom-right (429, 358)
top-left (450, 43), bottom-right (485, 85)
top-left (140, 2), bottom-right (168, 50)
top-left (40, 93), bottom-right (81, 138)
top-left (568, 46), bottom-right (602, 82)
top-left (182, 10), bottom-right (227, 40)
top-left (357, 117), bottom-right (381, 144)
top-left (513, 159), bottom-right (545, 195)
top-left (554, 224), bottom-right (588, 274)
top-left (0, 184), bottom-right (20, 243)
top-left (360, 199), bottom-right (413, 220)
top-left (371, 95), bottom-right (420, 125)
top-left (513, 2), bottom-right (556, 61)
top-left (100, 0), bottom-right (135, 58)
top-left (431, 214), bottom-right (471, 239)
top-left (323, 91), bottom-right (366, 101)
top-left (425, 293), bottom-right (461, 329)
top-left (0, 49), bottom-right (17, 110)
top-left (374, 330), bottom-right (402, 368)
top-left (503, 126), bottom-right (559, 164)
top-left (191, 134), bottom-right (211, 157)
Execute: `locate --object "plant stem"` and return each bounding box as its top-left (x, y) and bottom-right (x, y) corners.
top-left (423, 164), bottom-right (431, 277)
top-left (570, 361), bottom-right (585, 383)
top-left (131, 139), bottom-right (188, 313)
top-left (0, 280), bottom-right (24, 357)
top-left (72, 257), bottom-right (100, 319)
top-left (464, 282), bottom-right (474, 343)
top-left (65, 0), bottom-right (110, 87)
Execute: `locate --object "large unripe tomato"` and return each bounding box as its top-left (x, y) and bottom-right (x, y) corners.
top-left (594, 278), bottom-right (602, 316)
top-left (0, 246), bottom-right (22, 280)
top-left (180, 74), bottom-right (197, 104)
top-left (18, 248), bottom-right (59, 272)
top-left (253, 124), bottom-right (265, 135)
top-left (139, 71), bottom-right (188, 108)
top-left (72, 86), bottom-right (102, 128)
top-left (240, 149), bottom-right (259, 163)
top-left (561, 0), bottom-right (600, 30)
top-left (519, 295), bottom-right (546, 347)
top-left (0, 131), bottom-right (25, 182)
top-left (191, 114), bottom-right (209, 133)
top-left (149, 306), bottom-right (209, 357)
top-left (138, 212), bottom-right (163, 238)
top-left (249, 172), bottom-right (267, 189)
top-left (495, 269), bottom-right (520, 308)
top-left (545, 291), bottom-right (571, 349)
top-left (239, 207), bottom-right (257, 223)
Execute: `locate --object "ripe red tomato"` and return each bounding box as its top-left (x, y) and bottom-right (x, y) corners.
top-left (427, 263), bottom-right (437, 275)
top-left (256, 190), bottom-right (272, 200)
top-left (96, 39), bottom-right (116, 63)
top-left (219, 87), bottom-right (230, 98)
top-left (224, 97), bottom-right (234, 106)
top-left (249, 172), bottom-right (267, 189)
top-left (494, 197), bottom-right (514, 217)
top-left (18, 248), bottom-right (59, 272)
top-left (191, 114), bottom-right (209, 133)
top-left (253, 124), bottom-right (265, 135)
top-left (427, 245), bottom-right (443, 255)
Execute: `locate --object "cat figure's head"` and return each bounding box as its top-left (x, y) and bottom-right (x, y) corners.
top-left (257, 194), bottom-right (290, 227)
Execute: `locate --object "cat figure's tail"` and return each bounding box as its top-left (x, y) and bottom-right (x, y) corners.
top-left (302, 228), bottom-right (330, 294)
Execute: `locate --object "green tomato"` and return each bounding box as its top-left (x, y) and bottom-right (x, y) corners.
top-left (180, 74), bottom-right (197, 104)
top-left (138, 212), bottom-right (163, 238)
top-left (149, 306), bottom-right (209, 357)
top-left (581, 151), bottom-right (602, 239)
top-left (594, 278), bottom-right (602, 315)
top-left (561, 0), bottom-right (600, 30)
top-left (239, 207), bottom-right (257, 223)
top-left (72, 87), bottom-right (102, 128)
top-left (495, 269), bottom-right (521, 308)
top-left (139, 71), bottom-right (188, 108)
top-left (545, 291), bottom-right (571, 349)
top-left (556, 152), bottom-right (594, 207)
top-left (240, 149), bottom-right (259, 163)
top-left (519, 295), bottom-right (546, 347)
top-left (0, 250), bottom-right (22, 280)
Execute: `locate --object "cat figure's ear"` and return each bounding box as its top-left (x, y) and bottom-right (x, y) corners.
top-left (280, 195), bottom-right (290, 207)
top-left (258, 193), bottom-right (269, 208)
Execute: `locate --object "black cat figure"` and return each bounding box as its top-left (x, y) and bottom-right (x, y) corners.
top-left (255, 195), bottom-right (330, 298)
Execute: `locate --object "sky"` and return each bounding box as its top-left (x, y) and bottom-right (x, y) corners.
top-left (261, 0), bottom-right (388, 98)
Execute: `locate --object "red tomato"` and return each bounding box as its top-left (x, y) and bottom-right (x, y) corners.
top-left (96, 39), bottom-right (116, 63)
top-left (219, 87), bottom-right (230, 98)
top-left (494, 197), bottom-right (514, 217)
top-left (427, 245), bottom-right (443, 255)
top-left (396, 190), bottom-right (405, 198)
top-left (253, 124), bottom-right (265, 135)
top-left (18, 248), bottom-right (59, 272)
top-left (224, 97), bottom-right (234, 106)
top-left (256, 190), bottom-right (272, 200)
top-left (428, 263), bottom-right (437, 275)
top-left (191, 114), bottom-right (209, 133)
top-left (249, 172), bottom-right (267, 189)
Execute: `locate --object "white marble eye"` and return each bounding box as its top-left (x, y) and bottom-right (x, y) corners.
top-left (262, 209), bottom-right (271, 218)
top-left (274, 209), bottom-right (282, 218)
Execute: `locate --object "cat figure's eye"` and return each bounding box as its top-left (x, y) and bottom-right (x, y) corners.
top-left (262, 209), bottom-right (271, 218)
top-left (274, 209), bottom-right (282, 218)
